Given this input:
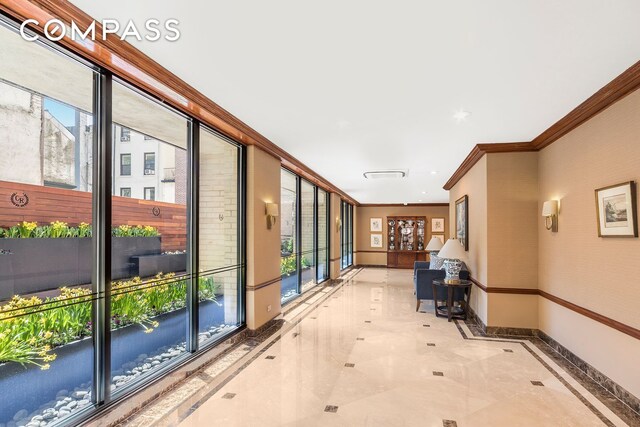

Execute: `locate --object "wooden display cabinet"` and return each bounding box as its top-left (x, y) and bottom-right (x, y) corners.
top-left (386, 216), bottom-right (427, 269)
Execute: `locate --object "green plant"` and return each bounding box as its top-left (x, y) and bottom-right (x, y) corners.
top-left (281, 238), bottom-right (293, 254)
top-left (280, 255), bottom-right (297, 276)
top-left (0, 272), bottom-right (217, 368)
top-left (0, 221), bottom-right (158, 239)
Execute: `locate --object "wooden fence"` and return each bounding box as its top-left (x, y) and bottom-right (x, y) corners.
top-left (0, 180), bottom-right (186, 251)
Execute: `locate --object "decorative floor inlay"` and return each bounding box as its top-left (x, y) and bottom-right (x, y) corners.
top-left (114, 268), bottom-right (637, 427)
top-left (265, 356), bottom-right (276, 360)
top-left (531, 380), bottom-right (544, 386)
top-left (423, 324), bottom-right (430, 327)
top-left (221, 393), bottom-right (235, 399)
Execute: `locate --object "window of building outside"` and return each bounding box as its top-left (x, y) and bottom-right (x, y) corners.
top-left (120, 153), bottom-right (131, 176)
top-left (0, 20), bottom-right (244, 427)
top-left (143, 186), bottom-right (155, 200)
top-left (120, 127), bottom-right (130, 142)
top-left (144, 152), bottom-right (155, 175)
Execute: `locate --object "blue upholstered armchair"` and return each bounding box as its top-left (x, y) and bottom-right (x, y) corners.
top-left (413, 261), bottom-right (470, 312)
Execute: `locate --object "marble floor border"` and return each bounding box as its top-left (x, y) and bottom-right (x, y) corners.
top-left (455, 317), bottom-right (640, 427)
top-left (116, 268), bottom-right (364, 427)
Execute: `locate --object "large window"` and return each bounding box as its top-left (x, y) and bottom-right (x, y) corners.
top-left (341, 201), bottom-right (354, 269)
top-left (317, 189), bottom-right (329, 282)
top-left (280, 169), bottom-right (298, 302)
top-left (280, 169), bottom-right (330, 303)
top-left (0, 20), bottom-right (96, 427)
top-left (0, 19), bottom-right (244, 427)
top-left (198, 127), bottom-right (242, 341)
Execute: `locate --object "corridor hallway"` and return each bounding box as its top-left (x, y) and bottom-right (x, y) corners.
top-left (120, 269), bottom-right (633, 427)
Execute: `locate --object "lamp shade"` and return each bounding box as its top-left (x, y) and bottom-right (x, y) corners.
top-left (541, 200), bottom-right (558, 217)
top-left (437, 239), bottom-right (467, 260)
top-left (425, 237), bottom-right (444, 251)
top-left (265, 203), bottom-right (279, 217)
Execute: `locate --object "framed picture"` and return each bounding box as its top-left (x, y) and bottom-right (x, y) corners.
top-left (370, 218), bottom-right (382, 232)
top-left (595, 181), bottom-right (638, 237)
top-left (431, 218), bottom-right (445, 233)
top-left (370, 234), bottom-right (383, 248)
top-left (432, 234), bottom-right (445, 245)
top-left (455, 195), bottom-right (469, 250)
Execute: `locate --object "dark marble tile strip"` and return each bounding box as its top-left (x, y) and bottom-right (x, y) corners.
top-left (537, 330), bottom-right (640, 416)
top-left (454, 320), bottom-right (619, 427)
top-left (464, 306), bottom-right (640, 422)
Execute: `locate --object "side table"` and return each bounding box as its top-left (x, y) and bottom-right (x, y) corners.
top-left (431, 279), bottom-right (472, 322)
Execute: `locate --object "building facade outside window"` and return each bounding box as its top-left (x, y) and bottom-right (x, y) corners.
top-left (120, 187), bottom-right (131, 197)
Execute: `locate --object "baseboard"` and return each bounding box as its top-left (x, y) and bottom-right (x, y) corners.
top-left (466, 307), bottom-right (640, 415)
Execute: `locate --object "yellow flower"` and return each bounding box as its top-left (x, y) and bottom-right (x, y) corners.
top-left (43, 331), bottom-right (53, 340)
top-left (40, 364), bottom-right (51, 371)
top-left (143, 328), bottom-right (154, 334)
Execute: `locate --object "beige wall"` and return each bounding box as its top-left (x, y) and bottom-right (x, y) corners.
top-left (449, 156), bottom-right (489, 323)
top-left (485, 152), bottom-right (539, 329)
top-left (355, 205), bottom-right (450, 266)
top-left (538, 88), bottom-right (640, 397)
top-left (246, 146), bottom-right (282, 329)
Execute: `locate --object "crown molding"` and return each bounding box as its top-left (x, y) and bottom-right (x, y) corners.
top-left (444, 59), bottom-right (640, 191)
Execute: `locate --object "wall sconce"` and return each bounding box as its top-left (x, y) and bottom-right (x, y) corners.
top-left (265, 203), bottom-right (279, 229)
top-left (542, 200), bottom-right (558, 232)
top-left (336, 217), bottom-right (342, 232)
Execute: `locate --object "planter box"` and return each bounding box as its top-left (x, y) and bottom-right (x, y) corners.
top-left (131, 253), bottom-right (187, 278)
top-left (0, 237), bottom-right (161, 300)
top-left (0, 299), bottom-right (226, 423)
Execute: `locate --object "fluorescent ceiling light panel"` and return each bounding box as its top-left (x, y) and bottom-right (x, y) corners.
top-left (363, 170), bottom-right (407, 179)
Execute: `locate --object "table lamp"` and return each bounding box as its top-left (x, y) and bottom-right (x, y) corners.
top-left (425, 236), bottom-right (444, 258)
top-left (437, 238), bottom-right (467, 282)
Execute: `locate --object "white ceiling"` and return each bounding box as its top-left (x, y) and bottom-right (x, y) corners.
top-left (71, 0), bottom-right (640, 203)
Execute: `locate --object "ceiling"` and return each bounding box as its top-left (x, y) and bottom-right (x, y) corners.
top-left (71, 0), bottom-right (640, 203)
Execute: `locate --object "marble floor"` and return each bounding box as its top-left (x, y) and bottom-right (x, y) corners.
top-left (120, 268), bottom-right (634, 427)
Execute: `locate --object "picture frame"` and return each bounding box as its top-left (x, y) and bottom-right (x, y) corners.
top-left (595, 181), bottom-right (638, 237)
top-left (432, 234), bottom-right (445, 245)
top-left (455, 195), bottom-right (469, 251)
top-left (431, 217), bottom-right (445, 233)
top-left (370, 217), bottom-right (383, 232)
top-left (370, 233), bottom-right (383, 248)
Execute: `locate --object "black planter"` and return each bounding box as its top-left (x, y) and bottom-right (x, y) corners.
top-left (131, 253), bottom-right (187, 278)
top-left (0, 237), bottom-right (161, 300)
top-left (0, 300), bottom-right (226, 423)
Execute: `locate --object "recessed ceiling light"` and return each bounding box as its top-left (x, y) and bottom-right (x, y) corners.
top-left (453, 110), bottom-right (471, 122)
top-left (430, 170), bottom-right (438, 175)
top-left (403, 203), bottom-right (408, 206)
top-left (421, 191), bottom-right (426, 195)
top-left (363, 170), bottom-right (407, 179)
top-left (418, 199), bottom-right (423, 202)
